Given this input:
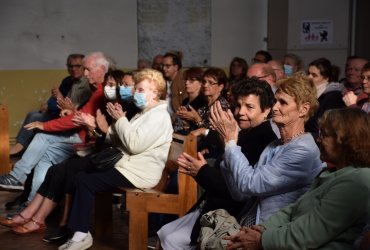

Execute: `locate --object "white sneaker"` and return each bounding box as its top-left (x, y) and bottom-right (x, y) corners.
top-left (58, 232), bottom-right (93, 250)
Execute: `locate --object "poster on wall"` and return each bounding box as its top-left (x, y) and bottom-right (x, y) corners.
top-left (301, 20), bottom-right (333, 45)
top-left (138, 0), bottom-right (211, 67)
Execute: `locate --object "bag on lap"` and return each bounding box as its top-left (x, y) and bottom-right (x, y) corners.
top-left (198, 209), bottom-right (241, 250)
top-left (88, 147), bottom-right (123, 172)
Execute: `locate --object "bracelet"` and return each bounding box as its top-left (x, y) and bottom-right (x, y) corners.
top-left (92, 129), bottom-right (103, 138)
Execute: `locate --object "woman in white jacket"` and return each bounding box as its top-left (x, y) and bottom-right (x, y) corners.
top-left (59, 68), bottom-right (173, 250)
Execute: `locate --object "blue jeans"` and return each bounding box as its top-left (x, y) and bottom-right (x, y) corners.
top-left (16, 111), bottom-right (58, 147)
top-left (10, 131), bottom-right (82, 201)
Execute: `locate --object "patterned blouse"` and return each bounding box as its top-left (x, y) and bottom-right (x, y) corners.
top-left (197, 95), bottom-right (230, 129)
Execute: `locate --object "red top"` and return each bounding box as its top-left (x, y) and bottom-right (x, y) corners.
top-left (43, 83), bottom-right (106, 142)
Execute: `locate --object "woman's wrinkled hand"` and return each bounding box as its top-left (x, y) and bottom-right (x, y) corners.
top-left (176, 105), bottom-right (201, 122)
top-left (72, 112), bottom-right (96, 130)
top-left (210, 101), bottom-right (239, 143)
top-left (224, 227), bottom-right (263, 250)
top-left (177, 152), bottom-right (207, 177)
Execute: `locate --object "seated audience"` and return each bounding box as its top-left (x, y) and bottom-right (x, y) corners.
top-left (225, 108), bottom-right (370, 250)
top-left (343, 62), bottom-right (370, 113)
top-left (252, 50), bottom-right (272, 64)
top-left (340, 56), bottom-right (368, 95)
top-left (0, 52), bottom-right (109, 204)
top-left (305, 58), bottom-right (345, 138)
top-left (267, 60), bottom-right (285, 81)
top-left (228, 57), bottom-right (248, 86)
top-left (174, 67), bottom-right (207, 134)
top-left (9, 54), bottom-right (92, 156)
top-left (247, 63), bottom-right (277, 92)
top-left (217, 73), bottom-right (322, 224)
top-left (161, 51), bottom-right (187, 116)
top-left (57, 68), bottom-right (173, 250)
top-left (152, 54), bottom-right (164, 71)
top-left (0, 70), bottom-right (139, 242)
top-left (283, 53), bottom-right (304, 76)
top-left (157, 78), bottom-right (278, 249)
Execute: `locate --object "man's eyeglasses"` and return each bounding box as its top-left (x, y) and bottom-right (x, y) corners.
top-left (67, 64), bottom-right (83, 69)
top-left (161, 64), bottom-right (174, 69)
top-left (256, 74), bottom-right (270, 79)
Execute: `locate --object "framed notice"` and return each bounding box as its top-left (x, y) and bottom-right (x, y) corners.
top-left (301, 20), bottom-right (333, 45)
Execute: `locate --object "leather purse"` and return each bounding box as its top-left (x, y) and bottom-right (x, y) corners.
top-left (88, 146), bottom-right (123, 172)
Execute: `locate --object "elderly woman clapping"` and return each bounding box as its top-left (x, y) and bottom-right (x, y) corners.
top-left (212, 74), bottom-right (323, 224)
top-left (225, 108), bottom-right (370, 250)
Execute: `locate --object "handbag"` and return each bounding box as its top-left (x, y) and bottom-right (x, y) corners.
top-left (88, 146), bottom-right (123, 172)
top-left (198, 209), bottom-right (241, 250)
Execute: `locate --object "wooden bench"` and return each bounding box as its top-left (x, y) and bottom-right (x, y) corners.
top-left (0, 105), bottom-right (11, 174)
top-left (94, 133), bottom-right (198, 250)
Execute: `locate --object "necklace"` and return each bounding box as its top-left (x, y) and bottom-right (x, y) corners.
top-left (281, 131), bottom-right (306, 144)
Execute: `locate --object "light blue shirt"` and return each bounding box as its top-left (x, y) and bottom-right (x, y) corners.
top-left (221, 133), bottom-right (323, 222)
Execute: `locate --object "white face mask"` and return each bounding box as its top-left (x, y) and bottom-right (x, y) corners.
top-left (104, 85), bottom-right (117, 100)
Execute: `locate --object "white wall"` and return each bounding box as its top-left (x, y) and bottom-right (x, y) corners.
top-left (0, 0), bottom-right (138, 69)
top-left (211, 0), bottom-right (268, 67)
top-left (0, 0), bottom-right (267, 69)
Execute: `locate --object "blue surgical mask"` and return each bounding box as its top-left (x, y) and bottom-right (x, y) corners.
top-left (119, 86), bottom-right (133, 101)
top-left (133, 92), bottom-right (147, 109)
top-left (104, 85), bottom-right (117, 101)
top-left (284, 64), bottom-right (293, 76)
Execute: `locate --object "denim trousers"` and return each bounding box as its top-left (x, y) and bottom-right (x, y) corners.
top-left (11, 131), bottom-right (82, 201)
top-left (16, 111), bottom-right (58, 147)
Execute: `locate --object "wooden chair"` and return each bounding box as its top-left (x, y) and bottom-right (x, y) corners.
top-left (0, 105), bottom-right (11, 174)
top-left (94, 133), bottom-right (198, 250)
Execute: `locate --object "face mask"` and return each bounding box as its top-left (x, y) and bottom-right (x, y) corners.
top-left (284, 64), bottom-right (293, 76)
top-left (119, 86), bottom-right (133, 101)
top-left (133, 92), bottom-right (147, 109)
top-left (104, 85), bottom-right (117, 100)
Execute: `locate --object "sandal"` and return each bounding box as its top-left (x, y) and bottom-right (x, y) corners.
top-left (0, 213), bottom-right (30, 228)
top-left (12, 218), bottom-right (45, 235)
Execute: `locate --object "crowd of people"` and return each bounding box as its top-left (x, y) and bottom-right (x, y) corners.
top-left (0, 50), bottom-right (369, 250)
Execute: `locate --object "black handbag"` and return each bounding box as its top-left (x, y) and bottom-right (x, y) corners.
top-left (88, 146), bottom-right (123, 172)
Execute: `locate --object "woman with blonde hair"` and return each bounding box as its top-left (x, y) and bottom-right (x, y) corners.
top-left (57, 68), bottom-right (173, 250)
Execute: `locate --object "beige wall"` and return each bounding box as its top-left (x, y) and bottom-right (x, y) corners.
top-left (0, 70), bottom-right (67, 142)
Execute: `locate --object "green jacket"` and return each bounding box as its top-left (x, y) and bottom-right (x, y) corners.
top-left (261, 166), bottom-right (370, 250)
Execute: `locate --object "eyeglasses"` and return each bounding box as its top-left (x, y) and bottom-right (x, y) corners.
top-left (361, 75), bottom-right (370, 81)
top-left (201, 79), bottom-right (218, 86)
top-left (256, 74), bottom-right (270, 79)
top-left (67, 64), bottom-right (83, 69)
top-left (161, 63), bottom-right (174, 69)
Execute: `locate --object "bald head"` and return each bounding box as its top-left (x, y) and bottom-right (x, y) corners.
top-left (247, 63), bottom-right (276, 88)
top-left (268, 60), bottom-right (285, 80)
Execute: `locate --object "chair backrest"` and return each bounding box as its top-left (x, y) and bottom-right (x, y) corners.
top-left (151, 133), bottom-right (198, 211)
top-left (0, 105), bottom-right (10, 174)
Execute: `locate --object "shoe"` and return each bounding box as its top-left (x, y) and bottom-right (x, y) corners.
top-left (58, 232), bottom-right (93, 250)
top-left (0, 174), bottom-right (24, 191)
top-left (12, 218), bottom-right (45, 234)
top-left (43, 225), bottom-right (71, 243)
top-left (5, 194), bottom-right (27, 210)
top-left (0, 213), bottom-right (30, 228)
